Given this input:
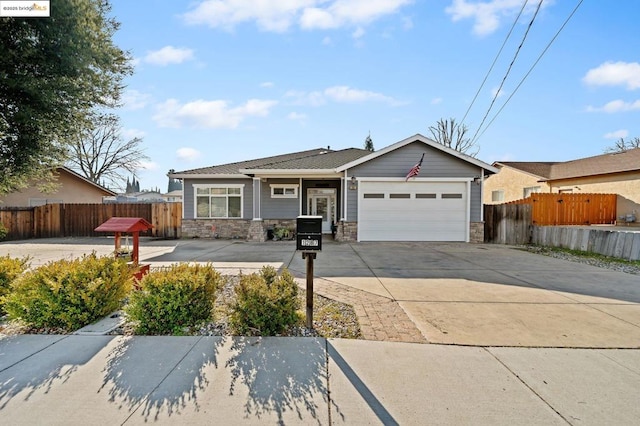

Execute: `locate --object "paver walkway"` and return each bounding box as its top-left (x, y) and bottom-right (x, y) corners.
top-left (292, 273), bottom-right (427, 343)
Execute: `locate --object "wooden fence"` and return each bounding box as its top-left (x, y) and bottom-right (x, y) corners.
top-left (508, 193), bottom-right (617, 226)
top-left (484, 203), bottom-right (532, 244)
top-left (0, 203), bottom-right (182, 241)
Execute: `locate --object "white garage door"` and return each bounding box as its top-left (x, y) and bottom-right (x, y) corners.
top-left (359, 181), bottom-right (468, 241)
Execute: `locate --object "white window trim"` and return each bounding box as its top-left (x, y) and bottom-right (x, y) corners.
top-left (270, 184), bottom-right (299, 199)
top-left (193, 183), bottom-right (244, 219)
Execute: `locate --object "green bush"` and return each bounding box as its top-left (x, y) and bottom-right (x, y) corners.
top-left (3, 254), bottom-right (133, 331)
top-left (230, 266), bottom-right (300, 336)
top-left (0, 255), bottom-right (30, 314)
top-left (0, 223), bottom-right (7, 241)
top-left (125, 263), bottom-right (222, 335)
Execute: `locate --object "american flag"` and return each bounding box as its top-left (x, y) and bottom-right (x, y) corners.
top-left (405, 153), bottom-right (425, 181)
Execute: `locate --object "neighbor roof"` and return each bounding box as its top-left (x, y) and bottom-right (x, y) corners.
top-left (495, 148), bottom-right (640, 181)
top-left (171, 147), bottom-right (371, 177)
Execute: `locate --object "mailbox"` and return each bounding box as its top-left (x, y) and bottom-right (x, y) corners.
top-left (296, 215), bottom-right (322, 251)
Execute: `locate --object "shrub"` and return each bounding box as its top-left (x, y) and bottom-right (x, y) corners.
top-left (230, 266), bottom-right (300, 336)
top-left (125, 263), bottom-right (222, 335)
top-left (3, 254), bottom-right (133, 331)
top-left (0, 255), bottom-right (30, 314)
top-left (0, 223), bottom-right (7, 241)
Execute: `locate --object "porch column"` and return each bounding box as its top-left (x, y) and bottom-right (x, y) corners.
top-left (253, 177), bottom-right (262, 220)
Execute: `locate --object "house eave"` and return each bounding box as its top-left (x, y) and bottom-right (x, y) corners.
top-left (239, 168), bottom-right (340, 177)
top-left (170, 173), bottom-right (249, 179)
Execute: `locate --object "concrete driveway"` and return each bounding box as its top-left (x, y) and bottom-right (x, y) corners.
top-left (2, 237), bottom-right (639, 348)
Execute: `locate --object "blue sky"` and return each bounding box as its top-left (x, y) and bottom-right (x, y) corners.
top-left (109, 0), bottom-right (640, 192)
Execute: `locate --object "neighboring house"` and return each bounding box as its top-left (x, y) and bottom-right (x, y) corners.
top-left (169, 134), bottom-right (498, 243)
top-left (104, 191), bottom-right (166, 203)
top-left (0, 167), bottom-right (116, 207)
top-left (484, 148), bottom-right (640, 216)
top-left (162, 189), bottom-right (183, 203)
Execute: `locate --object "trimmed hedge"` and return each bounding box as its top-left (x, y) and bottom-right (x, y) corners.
top-left (3, 254), bottom-right (133, 331)
top-left (230, 266), bottom-right (300, 336)
top-left (125, 263), bottom-right (222, 335)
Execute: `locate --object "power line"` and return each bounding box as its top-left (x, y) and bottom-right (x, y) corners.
top-left (469, 0), bottom-right (544, 146)
top-left (460, 0), bottom-right (530, 126)
top-left (474, 0), bottom-right (585, 143)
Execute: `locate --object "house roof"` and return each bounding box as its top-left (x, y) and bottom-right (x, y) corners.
top-left (170, 134), bottom-right (498, 179)
top-left (60, 167), bottom-right (117, 196)
top-left (494, 148), bottom-right (640, 181)
top-left (171, 147), bottom-right (371, 178)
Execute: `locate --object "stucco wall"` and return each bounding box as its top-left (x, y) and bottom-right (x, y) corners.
top-left (0, 169), bottom-right (112, 207)
top-left (483, 167), bottom-right (550, 204)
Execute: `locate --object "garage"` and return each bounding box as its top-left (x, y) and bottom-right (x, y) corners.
top-left (358, 180), bottom-right (468, 241)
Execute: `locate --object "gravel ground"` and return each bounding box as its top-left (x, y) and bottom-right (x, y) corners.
top-left (522, 245), bottom-right (640, 275)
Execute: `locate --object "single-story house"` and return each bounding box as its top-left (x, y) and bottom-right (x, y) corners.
top-left (0, 167), bottom-right (116, 207)
top-left (170, 134), bottom-right (498, 243)
top-left (484, 148), bottom-right (640, 216)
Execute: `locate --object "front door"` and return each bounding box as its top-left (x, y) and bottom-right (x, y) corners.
top-left (307, 189), bottom-right (336, 233)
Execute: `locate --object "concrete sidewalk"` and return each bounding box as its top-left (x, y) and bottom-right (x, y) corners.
top-left (1, 335), bottom-right (639, 425)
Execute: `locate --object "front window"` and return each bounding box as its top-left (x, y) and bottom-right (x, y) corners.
top-left (195, 185), bottom-right (243, 218)
top-left (492, 190), bottom-right (504, 202)
top-left (270, 184), bottom-right (298, 198)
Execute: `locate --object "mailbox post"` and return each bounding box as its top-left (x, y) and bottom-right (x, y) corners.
top-left (296, 215), bottom-right (322, 329)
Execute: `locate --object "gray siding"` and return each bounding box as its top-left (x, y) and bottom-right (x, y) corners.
top-left (183, 178), bottom-right (253, 220)
top-left (345, 142), bottom-right (485, 221)
top-left (261, 179), bottom-right (300, 219)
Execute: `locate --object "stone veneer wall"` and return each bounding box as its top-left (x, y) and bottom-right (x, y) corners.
top-left (182, 219), bottom-right (298, 241)
top-left (469, 222), bottom-right (484, 243)
top-left (182, 219), bottom-right (251, 239)
top-left (335, 221), bottom-right (358, 242)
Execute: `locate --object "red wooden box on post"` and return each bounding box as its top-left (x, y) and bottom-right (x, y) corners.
top-left (94, 217), bottom-right (153, 282)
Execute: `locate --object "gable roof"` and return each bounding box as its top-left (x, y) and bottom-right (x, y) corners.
top-left (337, 133), bottom-right (499, 174)
top-left (169, 133), bottom-right (498, 179)
top-left (494, 148), bottom-right (640, 182)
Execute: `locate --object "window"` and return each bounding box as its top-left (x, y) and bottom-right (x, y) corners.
top-left (270, 184), bottom-right (298, 198)
top-left (492, 190), bottom-right (504, 202)
top-left (416, 193), bottom-right (436, 199)
top-left (523, 186), bottom-right (541, 198)
top-left (442, 193), bottom-right (463, 199)
top-left (389, 193), bottom-right (410, 199)
top-left (363, 193), bottom-right (385, 199)
top-left (194, 185), bottom-right (243, 218)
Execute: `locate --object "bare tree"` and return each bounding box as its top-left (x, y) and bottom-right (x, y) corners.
top-left (66, 113), bottom-right (149, 190)
top-left (605, 137), bottom-right (640, 153)
top-left (428, 117), bottom-right (479, 157)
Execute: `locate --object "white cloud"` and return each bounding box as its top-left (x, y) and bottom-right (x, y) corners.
top-left (183, 0), bottom-right (413, 32)
top-left (445, 0), bottom-right (552, 36)
top-left (176, 147), bottom-right (201, 162)
top-left (402, 16), bottom-right (413, 30)
top-left (260, 81), bottom-right (275, 88)
top-left (285, 85), bottom-right (401, 106)
top-left (144, 46), bottom-right (195, 66)
top-left (583, 61), bottom-right (640, 90)
top-left (431, 97), bottom-right (443, 105)
top-left (138, 161), bottom-right (160, 171)
top-left (586, 99), bottom-right (640, 113)
top-left (122, 90), bottom-right (151, 110)
top-left (491, 86), bottom-right (505, 98)
top-left (352, 27), bottom-right (365, 38)
top-left (322, 36), bottom-right (332, 45)
top-left (287, 111), bottom-right (307, 121)
top-left (153, 98), bottom-right (278, 128)
top-left (604, 129), bottom-right (628, 139)
top-left (122, 128), bottom-right (146, 140)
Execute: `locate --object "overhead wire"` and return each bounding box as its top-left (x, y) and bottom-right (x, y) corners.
top-left (473, 0), bottom-right (585, 143)
top-left (460, 0), bottom-right (530, 127)
top-left (469, 0), bottom-right (545, 146)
